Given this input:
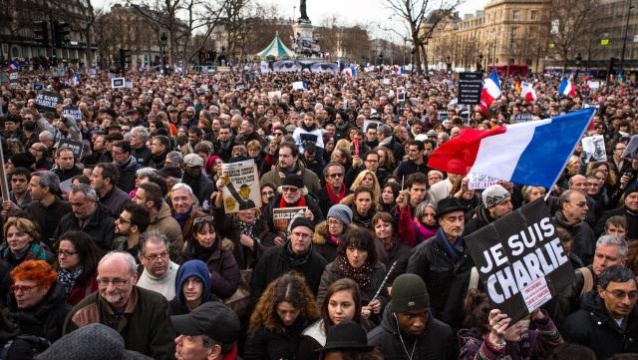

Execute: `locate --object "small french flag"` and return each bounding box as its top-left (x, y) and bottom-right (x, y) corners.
top-left (558, 79), bottom-right (576, 97)
top-left (343, 65), bottom-right (356, 78)
top-left (479, 70), bottom-right (502, 114)
top-left (520, 81), bottom-right (537, 103)
top-left (8, 62), bottom-right (18, 71)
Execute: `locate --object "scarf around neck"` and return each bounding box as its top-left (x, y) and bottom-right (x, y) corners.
top-left (58, 266), bottom-right (84, 294)
top-left (326, 184), bottom-right (346, 205)
top-left (336, 255), bottom-right (374, 289)
top-left (279, 195), bottom-right (307, 208)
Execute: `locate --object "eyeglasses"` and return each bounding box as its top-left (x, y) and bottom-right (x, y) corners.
top-left (97, 278), bottom-right (131, 287)
top-left (57, 250), bottom-right (77, 257)
top-left (10, 284), bottom-right (38, 294)
top-left (328, 219), bottom-right (343, 226)
top-left (262, 191), bottom-right (274, 196)
top-left (142, 251), bottom-right (169, 262)
top-left (291, 231), bottom-right (311, 239)
top-left (282, 186), bottom-right (299, 193)
top-left (274, 132), bottom-right (284, 136)
top-left (328, 173), bottom-right (343, 178)
top-left (572, 201), bottom-right (588, 208)
top-left (604, 289), bottom-right (638, 301)
top-left (193, 216), bottom-right (214, 225)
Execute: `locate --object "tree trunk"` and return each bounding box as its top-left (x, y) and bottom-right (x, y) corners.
top-left (421, 45), bottom-right (429, 73)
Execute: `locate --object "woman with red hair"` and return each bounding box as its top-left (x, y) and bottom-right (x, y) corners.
top-left (8, 260), bottom-right (70, 342)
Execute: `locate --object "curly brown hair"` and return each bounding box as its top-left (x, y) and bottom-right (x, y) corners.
top-left (248, 272), bottom-right (319, 335)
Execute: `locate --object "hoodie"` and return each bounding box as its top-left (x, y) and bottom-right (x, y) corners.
top-left (169, 260), bottom-right (215, 315)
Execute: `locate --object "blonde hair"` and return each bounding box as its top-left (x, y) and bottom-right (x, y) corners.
top-left (351, 170), bottom-right (381, 205)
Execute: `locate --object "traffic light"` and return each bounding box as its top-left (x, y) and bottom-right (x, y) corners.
top-left (53, 21), bottom-right (70, 48)
top-left (119, 48), bottom-right (131, 71)
top-left (32, 21), bottom-right (49, 47)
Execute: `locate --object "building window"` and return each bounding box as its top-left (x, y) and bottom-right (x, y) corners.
top-left (513, 10), bottom-right (520, 20)
top-left (531, 10), bottom-right (538, 20)
top-left (511, 27), bottom-right (518, 39)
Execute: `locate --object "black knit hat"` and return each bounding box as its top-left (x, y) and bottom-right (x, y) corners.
top-left (282, 174), bottom-right (304, 189)
top-left (288, 215), bottom-right (315, 233)
top-left (390, 273), bottom-right (430, 312)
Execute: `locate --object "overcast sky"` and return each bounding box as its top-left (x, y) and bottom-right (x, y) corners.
top-left (91, 0), bottom-right (490, 40)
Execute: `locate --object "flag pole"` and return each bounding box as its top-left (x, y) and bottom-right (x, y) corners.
top-left (543, 109), bottom-right (596, 201)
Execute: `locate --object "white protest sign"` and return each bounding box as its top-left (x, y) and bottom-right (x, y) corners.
top-left (467, 173), bottom-right (500, 190)
top-left (220, 159), bottom-right (261, 214)
top-left (581, 135), bottom-right (607, 163)
top-left (111, 77), bottom-right (126, 89)
top-left (292, 81), bottom-right (306, 90)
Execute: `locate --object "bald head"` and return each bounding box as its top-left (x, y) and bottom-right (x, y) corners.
top-left (569, 174), bottom-right (588, 193)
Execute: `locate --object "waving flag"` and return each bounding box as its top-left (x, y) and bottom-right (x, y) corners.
top-left (558, 79), bottom-right (576, 97)
top-left (427, 108), bottom-right (595, 189)
top-left (479, 70), bottom-right (501, 114)
top-left (343, 65), bottom-right (357, 78)
top-left (520, 81), bottom-right (537, 102)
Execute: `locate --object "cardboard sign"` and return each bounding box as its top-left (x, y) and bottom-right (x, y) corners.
top-left (465, 200), bottom-right (575, 322)
top-left (63, 106), bottom-right (82, 122)
top-left (273, 207), bottom-right (308, 234)
top-left (581, 135), bottom-right (607, 163)
top-left (467, 173), bottom-right (500, 190)
top-left (58, 139), bottom-right (84, 159)
top-left (9, 73), bottom-right (18, 83)
top-left (220, 159), bottom-right (261, 214)
top-left (35, 91), bottom-right (62, 112)
top-left (111, 77), bottom-right (126, 89)
top-left (458, 72), bottom-right (483, 105)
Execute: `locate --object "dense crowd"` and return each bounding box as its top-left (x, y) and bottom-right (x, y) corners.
top-left (0, 66), bottom-right (636, 360)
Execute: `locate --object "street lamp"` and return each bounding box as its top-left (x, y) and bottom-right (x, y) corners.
top-left (159, 33), bottom-right (167, 70)
top-left (575, 53), bottom-right (582, 79)
top-left (478, 53), bottom-right (484, 72)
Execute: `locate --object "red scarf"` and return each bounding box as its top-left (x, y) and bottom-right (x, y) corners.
top-left (279, 195), bottom-right (307, 208)
top-left (326, 184), bottom-right (346, 205)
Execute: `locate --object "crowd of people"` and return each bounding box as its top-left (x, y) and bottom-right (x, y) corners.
top-left (0, 65), bottom-right (635, 360)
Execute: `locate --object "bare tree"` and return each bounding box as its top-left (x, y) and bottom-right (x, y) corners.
top-left (546, 0), bottom-right (599, 72)
top-left (381, 0), bottom-right (462, 73)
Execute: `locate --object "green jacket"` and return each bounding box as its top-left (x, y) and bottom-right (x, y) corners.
top-left (63, 286), bottom-right (175, 360)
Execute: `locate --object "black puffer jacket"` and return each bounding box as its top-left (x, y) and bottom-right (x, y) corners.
top-left (553, 211), bottom-right (596, 266)
top-left (7, 282), bottom-right (70, 342)
top-left (367, 302), bottom-right (457, 360)
top-left (562, 291), bottom-right (638, 359)
top-left (406, 231), bottom-right (474, 329)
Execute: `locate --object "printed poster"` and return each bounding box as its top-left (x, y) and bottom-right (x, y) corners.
top-left (220, 159), bottom-right (261, 213)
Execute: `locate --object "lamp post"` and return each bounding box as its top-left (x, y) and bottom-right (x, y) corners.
top-left (619, 0), bottom-right (634, 79)
top-left (575, 53), bottom-right (582, 80)
top-left (159, 33), bottom-right (167, 70)
top-left (478, 53), bottom-right (484, 72)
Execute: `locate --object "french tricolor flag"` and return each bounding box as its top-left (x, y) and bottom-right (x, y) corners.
top-left (558, 78), bottom-right (576, 97)
top-left (479, 70), bottom-right (501, 114)
top-left (343, 65), bottom-right (356, 78)
top-left (428, 108), bottom-right (595, 189)
top-left (520, 81), bottom-right (537, 102)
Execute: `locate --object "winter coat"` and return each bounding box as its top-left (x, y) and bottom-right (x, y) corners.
top-left (406, 230), bottom-right (474, 329)
top-left (244, 317), bottom-right (310, 360)
top-left (316, 259), bottom-right (387, 307)
top-left (182, 238), bottom-right (241, 300)
top-left (0, 242), bottom-right (54, 269)
top-left (562, 291), bottom-right (638, 359)
top-left (544, 265), bottom-right (596, 328)
top-left (250, 242), bottom-right (328, 305)
top-left (311, 221), bottom-right (342, 263)
top-left (182, 173), bottom-right (215, 208)
top-left (27, 197), bottom-right (72, 246)
top-left (132, 146), bottom-right (152, 168)
top-left (53, 204), bottom-right (116, 251)
top-left (553, 211), bottom-right (596, 266)
top-left (368, 302), bottom-right (457, 360)
top-left (260, 161), bottom-right (322, 196)
top-left (457, 311), bottom-right (563, 360)
top-left (63, 286), bottom-right (176, 360)
top-left (115, 156), bottom-right (141, 193)
top-left (8, 282), bottom-right (71, 342)
top-left (393, 159), bottom-right (430, 181)
top-left (212, 206), bottom-right (274, 270)
top-left (98, 186), bottom-right (130, 217)
top-left (66, 272), bottom-right (98, 306)
top-left (376, 236), bottom-right (410, 287)
top-left (317, 186), bottom-right (351, 220)
top-left (147, 201), bottom-right (183, 262)
top-left (53, 165), bottom-right (82, 183)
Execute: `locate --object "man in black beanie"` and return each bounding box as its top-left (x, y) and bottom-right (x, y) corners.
top-left (250, 214), bottom-right (327, 304)
top-left (368, 273), bottom-right (457, 360)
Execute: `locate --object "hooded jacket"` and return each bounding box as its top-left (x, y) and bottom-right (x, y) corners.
top-left (169, 260), bottom-right (216, 315)
top-left (367, 302), bottom-right (457, 360)
top-left (562, 291), bottom-right (638, 359)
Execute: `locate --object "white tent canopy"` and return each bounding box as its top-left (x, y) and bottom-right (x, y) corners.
top-left (255, 33), bottom-right (296, 59)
